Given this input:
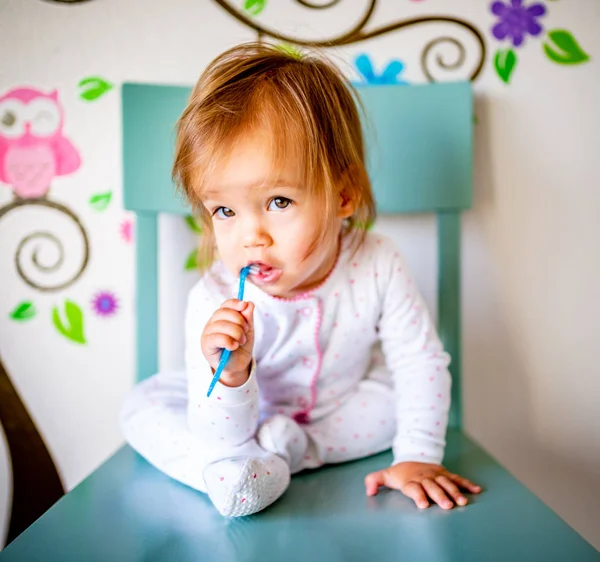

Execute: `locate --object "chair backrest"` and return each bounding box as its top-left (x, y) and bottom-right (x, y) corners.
top-left (122, 81), bottom-right (473, 428)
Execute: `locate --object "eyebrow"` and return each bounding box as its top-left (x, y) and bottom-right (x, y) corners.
top-left (202, 181), bottom-right (300, 199)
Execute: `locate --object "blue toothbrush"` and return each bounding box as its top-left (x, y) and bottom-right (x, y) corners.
top-left (206, 264), bottom-right (258, 397)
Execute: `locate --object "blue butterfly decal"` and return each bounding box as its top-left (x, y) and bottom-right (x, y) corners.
top-left (354, 54), bottom-right (409, 85)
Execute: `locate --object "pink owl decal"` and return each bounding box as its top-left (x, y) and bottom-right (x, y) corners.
top-left (0, 87), bottom-right (81, 199)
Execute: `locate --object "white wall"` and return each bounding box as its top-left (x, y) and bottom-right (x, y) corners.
top-left (0, 0), bottom-right (598, 550)
top-left (463, 3), bottom-right (600, 543)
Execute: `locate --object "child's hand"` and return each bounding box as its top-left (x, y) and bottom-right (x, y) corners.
top-left (201, 299), bottom-right (255, 387)
top-left (364, 462), bottom-right (482, 510)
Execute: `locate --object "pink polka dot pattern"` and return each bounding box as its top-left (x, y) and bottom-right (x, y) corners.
top-left (148, 231), bottom-right (453, 498)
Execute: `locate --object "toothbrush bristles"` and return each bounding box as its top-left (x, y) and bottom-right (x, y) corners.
top-left (246, 264), bottom-right (260, 275)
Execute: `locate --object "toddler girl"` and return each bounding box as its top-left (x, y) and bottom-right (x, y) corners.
top-left (120, 42), bottom-right (481, 517)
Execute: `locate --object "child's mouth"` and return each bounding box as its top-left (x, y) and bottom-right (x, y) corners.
top-left (248, 261), bottom-right (282, 285)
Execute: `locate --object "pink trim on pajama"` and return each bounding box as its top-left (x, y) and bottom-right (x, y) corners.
top-left (120, 232), bottom-right (451, 492)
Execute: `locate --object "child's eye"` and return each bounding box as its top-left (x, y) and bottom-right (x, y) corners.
top-left (214, 207), bottom-right (235, 219)
top-left (268, 197), bottom-right (292, 211)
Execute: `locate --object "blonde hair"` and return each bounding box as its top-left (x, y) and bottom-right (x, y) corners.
top-left (172, 42), bottom-right (376, 271)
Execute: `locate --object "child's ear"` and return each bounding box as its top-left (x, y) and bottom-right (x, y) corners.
top-left (337, 167), bottom-right (358, 219)
top-left (338, 187), bottom-right (356, 219)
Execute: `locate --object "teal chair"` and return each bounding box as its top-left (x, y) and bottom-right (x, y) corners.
top-left (1, 82), bottom-right (598, 562)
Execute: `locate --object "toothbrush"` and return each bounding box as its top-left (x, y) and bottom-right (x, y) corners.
top-left (206, 264), bottom-right (258, 398)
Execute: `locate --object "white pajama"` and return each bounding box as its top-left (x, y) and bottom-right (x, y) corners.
top-left (120, 233), bottom-right (452, 512)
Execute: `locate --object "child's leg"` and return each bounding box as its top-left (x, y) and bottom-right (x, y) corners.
top-left (258, 379), bottom-right (396, 473)
top-left (120, 371), bottom-right (290, 516)
top-left (305, 379), bottom-right (396, 467)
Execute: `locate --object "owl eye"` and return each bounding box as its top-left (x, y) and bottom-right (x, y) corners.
top-left (28, 98), bottom-right (61, 137)
top-left (0, 99), bottom-right (26, 138)
top-left (1, 111), bottom-right (16, 127)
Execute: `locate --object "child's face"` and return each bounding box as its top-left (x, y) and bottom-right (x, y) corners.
top-left (201, 130), bottom-right (345, 299)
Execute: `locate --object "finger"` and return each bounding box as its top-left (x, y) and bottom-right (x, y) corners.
top-left (204, 333), bottom-right (243, 352)
top-left (210, 309), bottom-right (249, 331)
top-left (402, 481), bottom-right (429, 509)
top-left (239, 301), bottom-right (255, 328)
top-left (205, 320), bottom-right (246, 344)
top-left (220, 299), bottom-right (248, 311)
top-left (448, 473), bottom-right (482, 494)
top-left (364, 470), bottom-right (386, 496)
top-left (421, 478), bottom-right (453, 510)
top-left (436, 476), bottom-right (467, 507)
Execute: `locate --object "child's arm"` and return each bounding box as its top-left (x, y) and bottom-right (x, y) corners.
top-left (368, 241), bottom-right (481, 508)
top-left (377, 244), bottom-right (451, 465)
top-left (185, 281), bottom-right (260, 447)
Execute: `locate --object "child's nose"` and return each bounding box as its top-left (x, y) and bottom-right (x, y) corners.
top-left (242, 223), bottom-right (272, 248)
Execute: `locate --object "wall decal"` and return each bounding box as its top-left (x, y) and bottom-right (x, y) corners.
top-left (9, 302), bottom-right (36, 322)
top-left (78, 77), bottom-right (113, 102)
top-left (355, 219), bottom-right (374, 231)
top-left (52, 300), bottom-right (87, 344)
top-left (0, 87), bottom-right (90, 293)
top-left (0, 86), bottom-right (86, 545)
top-left (184, 215), bottom-right (204, 271)
top-left (0, 356), bottom-right (65, 545)
top-left (40, 0), bottom-right (95, 3)
top-left (0, 88), bottom-right (81, 200)
top-left (185, 249), bottom-right (200, 271)
top-left (0, 200), bottom-right (90, 293)
top-left (275, 43), bottom-right (304, 59)
top-left (491, 0), bottom-right (545, 48)
top-left (91, 291), bottom-right (119, 318)
top-left (543, 30), bottom-right (590, 64)
top-left (184, 214), bottom-right (203, 234)
top-left (244, 0), bottom-right (266, 15)
top-left (89, 191), bottom-right (113, 211)
top-left (354, 54), bottom-right (409, 85)
top-left (494, 48), bottom-right (517, 83)
top-left (184, 249), bottom-right (212, 272)
top-left (489, 1), bottom-right (590, 83)
top-left (119, 217), bottom-right (134, 244)
top-left (215, 0), bottom-right (487, 82)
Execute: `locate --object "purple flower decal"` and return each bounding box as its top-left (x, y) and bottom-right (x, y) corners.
top-left (91, 291), bottom-right (119, 317)
top-left (491, 0), bottom-right (546, 47)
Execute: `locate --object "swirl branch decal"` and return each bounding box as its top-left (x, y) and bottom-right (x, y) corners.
top-left (0, 198), bottom-right (90, 292)
top-left (215, 0), bottom-right (486, 81)
top-left (296, 0), bottom-right (342, 8)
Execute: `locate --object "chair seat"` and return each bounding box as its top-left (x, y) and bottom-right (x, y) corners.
top-left (1, 429), bottom-right (597, 562)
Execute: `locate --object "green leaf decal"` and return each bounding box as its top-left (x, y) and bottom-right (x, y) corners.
top-left (185, 249), bottom-right (199, 271)
top-left (78, 76), bottom-right (113, 101)
top-left (543, 30), bottom-right (590, 65)
top-left (10, 301), bottom-right (36, 321)
top-left (89, 191), bottom-right (113, 211)
top-left (354, 219), bottom-right (374, 232)
top-left (52, 300), bottom-right (86, 344)
top-left (244, 0), bottom-right (266, 15)
top-left (494, 48), bottom-right (518, 84)
top-left (275, 43), bottom-right (303, 59)
top-left (185, 215), bottom-right (203, 234)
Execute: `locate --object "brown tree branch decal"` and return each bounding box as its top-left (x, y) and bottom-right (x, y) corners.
top-left (0, 355), bottom-right (65, 544)
top-left (215, 0), bottom-right (486, 81)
